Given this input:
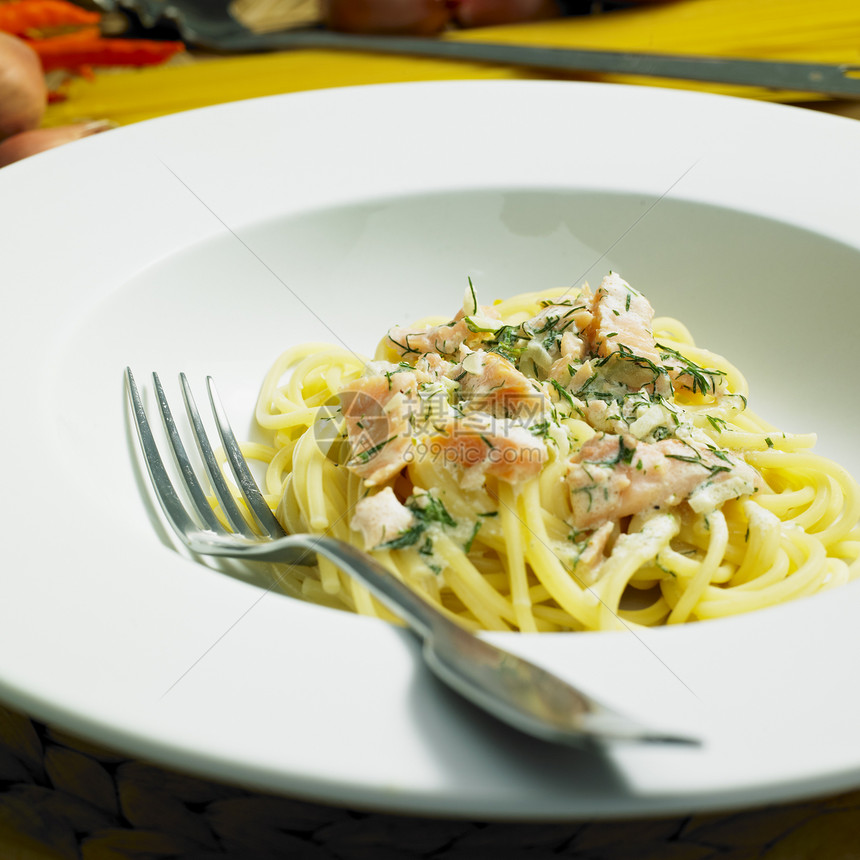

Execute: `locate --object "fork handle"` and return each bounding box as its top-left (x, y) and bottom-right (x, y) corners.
top-left (227, 534), bottom-right (454, 642)
top-left (297, 535), bottom-right (459, 641)
top-left (194, 533), bottom-right (700, 745)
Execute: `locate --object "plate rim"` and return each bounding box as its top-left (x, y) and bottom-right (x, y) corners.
top-left (2, 79), bottom-right (860, 819)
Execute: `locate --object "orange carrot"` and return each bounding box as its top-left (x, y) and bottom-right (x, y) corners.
top-left (0, 0), bottom-right (100, 37)
top-left (29, 28), bottom-right (185, 72)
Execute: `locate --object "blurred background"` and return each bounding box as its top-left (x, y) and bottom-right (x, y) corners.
top-left (2, 0), bottom-right (860, 165)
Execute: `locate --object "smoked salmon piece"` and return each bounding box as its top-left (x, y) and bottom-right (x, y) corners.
top-left (524, 299), bottom-right (592, 348)
top-left (452, 350), bottom-right (548, 422)
top-left (386, 305), bottom-right (501, 358)
top-left (428, 413), bottom-right (547, 486)
top-left (584, 274), bottom-right (666, 391)
top-left (340, 371), bottom-right (418, 486)
top-left (566, 432), bottom-right (760, 529)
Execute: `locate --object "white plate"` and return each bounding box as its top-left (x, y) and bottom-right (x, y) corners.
top-left (2, 80), bottom-right (860, 820)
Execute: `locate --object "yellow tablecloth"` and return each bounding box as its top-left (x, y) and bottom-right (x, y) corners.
top-left (43, 0), bottom-right (860, 128)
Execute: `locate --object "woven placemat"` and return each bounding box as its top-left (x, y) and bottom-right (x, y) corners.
top-left (0, 702), bottom-right (857, 859)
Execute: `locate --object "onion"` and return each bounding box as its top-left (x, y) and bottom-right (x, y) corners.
top-left (0, 122), bottom-right (112, 169)
top-left (0, 33), bottom-right (47, 141)
top-left (323, 0), bottom-right (452, 35)
top-left (453, 0), bottom-right (562, 27)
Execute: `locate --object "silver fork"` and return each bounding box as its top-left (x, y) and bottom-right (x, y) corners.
top-left (125, 368), bottom-right (698, 748)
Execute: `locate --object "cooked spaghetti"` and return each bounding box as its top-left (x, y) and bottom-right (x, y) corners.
top-left (250, 274), bottom-right (860, 632)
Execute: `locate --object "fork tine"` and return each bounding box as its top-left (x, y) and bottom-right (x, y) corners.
top-left (151, 372), bottom-right (226, 536)
top-left (125, 367), bottom-right (202, 538)
top-left (178, 373), bottom-right (258, 539)
top-left (205, 377), bottom-right (287, 540)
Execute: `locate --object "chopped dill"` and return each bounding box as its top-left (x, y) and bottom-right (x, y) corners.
top-left (464, 520), bottom-right (482, 553)
top-left (354, 433), bottom-right (398, 463)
